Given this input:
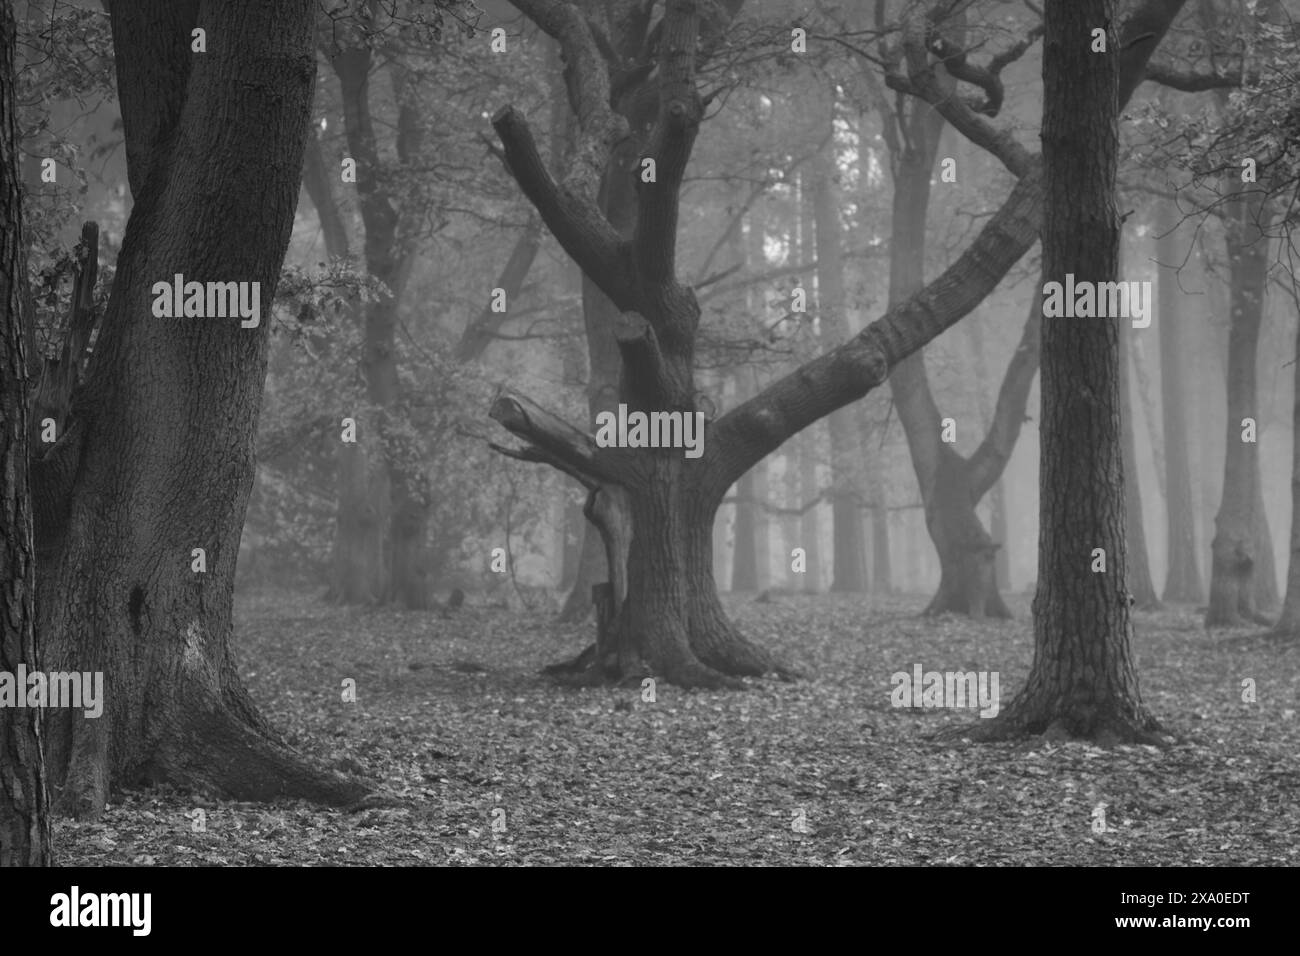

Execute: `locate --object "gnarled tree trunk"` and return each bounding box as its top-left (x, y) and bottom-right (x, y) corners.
top-left (35, 0), bottom-right (365, 817)
top-left (490, 0), bottom-right (1184, 686)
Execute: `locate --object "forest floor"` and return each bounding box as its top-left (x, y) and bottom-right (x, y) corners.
top-left (56, 587), bottom-right (1299, 865)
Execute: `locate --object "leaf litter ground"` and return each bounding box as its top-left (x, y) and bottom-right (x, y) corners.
top-left (56, 589), bottom-right (1299, 865)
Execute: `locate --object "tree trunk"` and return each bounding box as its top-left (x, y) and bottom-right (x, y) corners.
top-left (967, 322), bottom-right (1013, 588)
top-left (557, 69), bottom-right (641, 623)
top-left (1206, 197), bottom-right (1272, 627)
top-left (976, 0), bottom-right (1161, 744)
top-left (301, 126), bottom-right (350, 261)
top-left (798, 426), bottom-right (824, 591)
top-left (35, 0), bottom-right (365, 817)
top-left (0, 0), bottom-right (49, 864)
top-left (1252, 470), bottom-right (1278, 611)
top-left (870, 501), bottom-right (892, 593)
top-left (1156, 214), bottom-right (1204, 602)
top-left (923, 450), bottom-right (1011, 617)
top-left (811, 146), bottom-right (868, 592)
top-left (882, 93), bottom-right (1010, 617)
top-left (1275, 309), bottom-right (1300, 636)
top-left (330, 434), bottom-right (388, 603)
top-left (1120, 311), bottom-right (1160, 608)
top-left (326, 51), bottom-right (431, 609)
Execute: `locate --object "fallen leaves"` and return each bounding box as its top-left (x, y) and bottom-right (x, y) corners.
top-left (52, 590), bottom-right (1300, 866)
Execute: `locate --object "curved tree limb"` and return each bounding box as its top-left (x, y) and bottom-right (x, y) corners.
top-left (489, 392), bottom-right (620, 484)
top-left (706, 0), bottom-right (1189, 499)
top-left (492, 105), bottom-right (634, 310)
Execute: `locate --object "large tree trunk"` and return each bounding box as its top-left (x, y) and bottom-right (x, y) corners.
top-left (558, 14), bottom-right (646, 622)
top-left (976, 0), bottom-right (1161, 744)
top-left (0, 0), bottom-right (49, 864)
top-left (1205, 197), bottom-right (1272, 627)
top-left (1156, 215), bottom-right (1204, 602)
top-left (35, 0), bottom-right (365, 817)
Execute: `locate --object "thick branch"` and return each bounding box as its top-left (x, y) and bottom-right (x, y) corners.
top-left (499, 0), bottom-right (632, 309)
top-left (632, 0), bottom-right (703, 285)
top-left (489, 392), bottom-right (617, 484)
top-left (929, 21), bottom-right (1044, 117)
top-left (613, 312), bottom-right (673, 407)
top-left (489, 440), bottom-right (599, 491)
top-left (509, 0), bottom-right (627, 203)
top-left (894, 4), bottom-right (1034, 178)
top-left (492, 105), bottom-right (633, 309)
top-left (704, 164), bottom-right (1046, 497)
top-left (704, 0), bottom-right (1187, 496)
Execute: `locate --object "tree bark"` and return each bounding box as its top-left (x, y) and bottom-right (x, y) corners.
top-left (1206, 196), bottom-right (1272, 626)
top-left (972, 0), bottom-right (1162, 744)
top-left (1156, 214), bottom-right (1204, 602)
top-left (36, 0), bottom-right (366, 817)
top-left (0, 0), bottom-right (50, 864)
